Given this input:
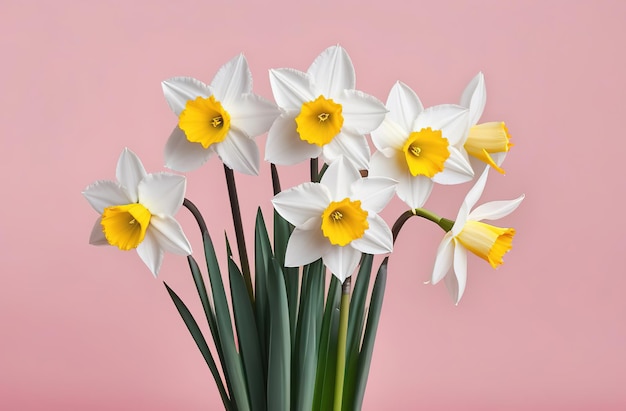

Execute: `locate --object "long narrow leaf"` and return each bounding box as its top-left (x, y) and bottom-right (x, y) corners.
top-left (273, 210), bottom-right (299, 345)
top-left (267, 258), bottom-right (291, 411)
top-left (352, 258), bottom-right (389, 410)
top-left (254, 208), bottom-right (272, 376)
top-left (312, 276), bottom-right (341, 410)
top-left (164, 283), bottom-right (232, 411)
top-left (229, 257), bottom-right (266, 411)
top-left (203, 231), bottom-right (251, 411)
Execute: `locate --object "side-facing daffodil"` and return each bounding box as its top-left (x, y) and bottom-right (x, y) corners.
top-left (266, 45), bottom-right (387, 169)
top-left (431, 166), bottom-right (524, 304)
top-left (369, 81), bottom-right (475, 209)
top-left (82, 148), bottom-right (192, 277)
top-left (272, 157), bottom-right (397, 283)
top-left (460, 72), bottom-right (513, 174)
top-left (162, 54), bottom-right (280, 175)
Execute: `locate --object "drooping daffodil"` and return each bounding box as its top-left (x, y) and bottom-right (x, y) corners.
top-left (272, 157), bottom-right (397, 283)
top-left (460, 72), bottom-right (512, 174)
top-left (162, 54), bottom-right (280, 175)
top-left (82, 148), bottom-right (192, 277)
top-left (431, 166), bottom-right (524, 304)
top-left (369, 81), bottom-right (475, 209)
top-left (266, 45), bottom-right (387, 170)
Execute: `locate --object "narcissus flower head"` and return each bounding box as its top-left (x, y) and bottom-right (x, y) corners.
top-left (266, 45), bottom-right (387, 170)
top-left (369, 81), bottom-right (475, 209)
top-left (162, 54), bottom-right (280, 175)
top-left (82, 148), bottom-right (192, 277)
top-left (272, 157), bottom-right (397, 283)
top-left (431, 166), bottom-right (524, 304)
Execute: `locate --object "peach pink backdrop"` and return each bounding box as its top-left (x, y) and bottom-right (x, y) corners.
top-left (2, 0), bottom-right (625, 409)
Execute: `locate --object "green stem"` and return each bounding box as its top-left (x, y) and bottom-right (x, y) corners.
top-left (223, 165), bottom-right (254, 304)
top-left (270, 163), bottom-right (281, 195)
top-left (311, 158), bottom-right (319, 182)
top-left (183, 198), bottom-right (208, 236)
top-left (391, 208), bottom-right (455, 243)
top-left (333, 276), bottom-right (352, 411)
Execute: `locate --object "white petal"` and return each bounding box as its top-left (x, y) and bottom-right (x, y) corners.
top-left (322, 130), bottom-right (370, 170)
top-left (307, 45), bottom-right (355, 97)
top-left (320, 156), bottom-right (362, 200)
top-left (351, 214), bottom-right (393, 254)
top-left (371, 116), bottom-right (409, 152)
top-left (89, 218), bottom-right (108, 245)
top-left (431, 232), bottom-right (454, 285)
top-left (386, 81), bottom-right (423, 131)
top-left (399, 174), bottom-right (434, 210)
top-left (116, 148), bottom-right (147, 203)
top-left (285, 227), bottom-right (331, 267)
top-left (162, 77), bottom-right (212, 116)
top-left (460, 72), bottom-right (486, 126)
top-left (148, 215), bottom-right (192, 255)
top-left (228, 94), bottom-right (281, 137)
top-left (215, 128), bottom-right (260, 176)
top-left (468, 194), bottom-right (525, 222)
top-left (452, 166), bottom-right (489, 235)
top-left (432, 147), bottom-right (474, 185)
top-left (164, 126), bottom-right (214, 172)
top-left (451, 242), bottom-right (468, 304)
top-left (272, 182), bottom-right (331, 226)
top-left (136, 230), bottom-right (164, 277)
top-left (340, 90), bottom-right (387, 134)
top-left (82, 180), bottom-right (132, 214)
top-left (323, 245), bottom-right (361, 284)
top-left (369, 150), bottom-right (404, 182)
top-left (269, 68), bottom-right (315, 110)
top-left (265, 113), bottom-right (321, 165)
top-left (138, 173), bottom-right (186, 216)
top-left (350, 176), bottom-right (397, 213)
top-left (414, 104), bottom-right (470, 146)
top-left (210, 54), bottom-right (252, 105)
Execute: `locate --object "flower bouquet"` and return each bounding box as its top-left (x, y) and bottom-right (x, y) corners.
top-left (83, 45), bottom-right (523, 410)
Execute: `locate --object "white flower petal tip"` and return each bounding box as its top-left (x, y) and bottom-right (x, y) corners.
top-left (83, 149), bottom-right (192, 277)
top-left (432, 165), bottom-right (523, 304)
top-left (272, 156), bottom-right (394, 283)
top-left (266, 45), bottom-right (382, 166)
top-left (163, 56), bottom-right (272, 174)
top-left (460, 72), bottom-right (487, 126)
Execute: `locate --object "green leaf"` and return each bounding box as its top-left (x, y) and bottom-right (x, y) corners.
top-left (203, 231), bottom-right (251, 411)
top-left (293, 259), bottom-right (324, 410)
top-left (273, 209), bottom-right (299, 346)
top-left (229, 257), bottom-right (266, 411)
top-left (313, 276), bottom-right (341, 410)
top-left (266, 258), bottom-right (291, 411)
top-left (164, 283), bottom-right (233, 411)
top-left (342, 254), bottom-right (374, 409)
top-left (352, 257), bottom-right (388, 410)
top-left (254, 208), bottom-right (272, 376)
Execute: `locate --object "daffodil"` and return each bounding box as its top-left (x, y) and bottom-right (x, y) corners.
top-left (162, 54), bottom-right (280, 175)
top-left (266, 45), bottom-right (387, 169)
top-left (431, 167), bottom-right (524, 303)
top-left (460, 72), bottom-right (513, 174)
top-left (272, 157), bottom-right (396, 283)
top-left (369, 81), bottom-right (475, 209)
top-left (82, 148), bottom-right (192, 277)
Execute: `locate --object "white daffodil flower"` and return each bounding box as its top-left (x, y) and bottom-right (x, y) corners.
top-left (82, 148), bottom-right (192, 277)
top-left (266, 45), bottom-right (387, 170)
top-left (460, 72), bottom-right (512, 174)
top-left (272, 157), bottom-right (396, 283)
top-left (162, 54), bottom-right (280, 175)
top-left (431, 167), bottom-right (524, 304)
top-left (369, 81), bottom-right (475, 209)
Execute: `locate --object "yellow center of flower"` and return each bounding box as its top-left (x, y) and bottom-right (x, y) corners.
top-left (179, 95), bottom-right (231, 149)
top-left (464, 122), bottom-right (512, 174)
top-left (101, 203), bottom-right (152, 251)
top-left (321, 198), bottom-right (369, 246)
top-left (402, 127), bottom-right (450, 178)
top-left (456, 221), bottom-right (516, 268)
top-left (295, 95), bottom-right (344, 146)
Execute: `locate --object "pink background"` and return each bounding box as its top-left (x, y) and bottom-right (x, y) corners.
top-left (2, 0), bottom-right (625, 409)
